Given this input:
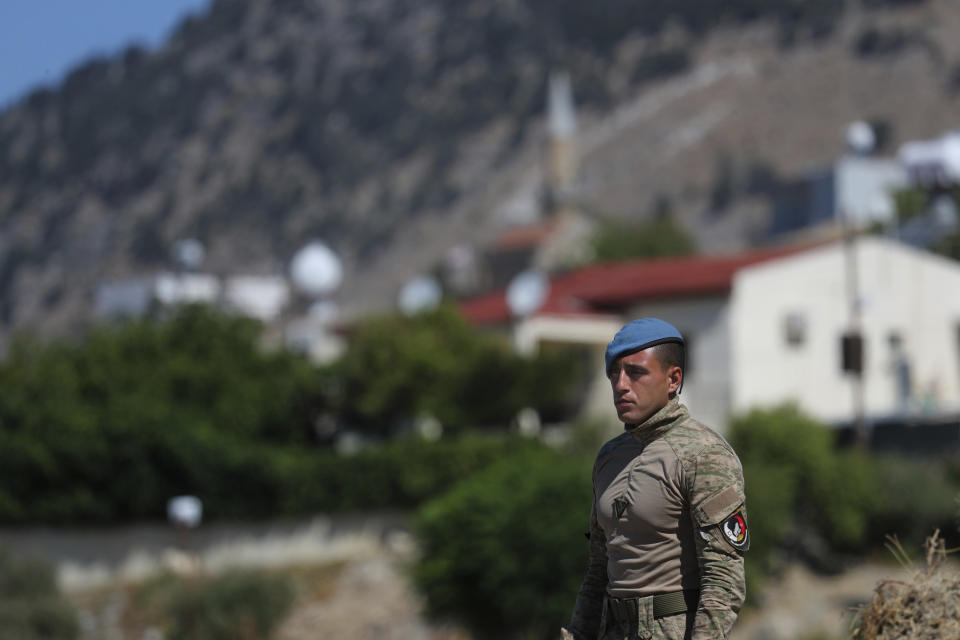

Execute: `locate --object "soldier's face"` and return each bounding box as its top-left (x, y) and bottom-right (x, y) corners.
top-left (608, 348), bottom-right (681, 425)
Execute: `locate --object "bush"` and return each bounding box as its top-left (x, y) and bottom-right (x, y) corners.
top-left (0, 548), bottom-right (78, 640)
top-left (729, 405), bottom-right (882, 580)
top-left (276, 433), bottom-right (547, 516)
top-left (730, 404), bottom-right (960, 587)
top-left (335, 305), bottom-right (585, 436)
top-left (167, 570), bottom-right (294, 640)
top-left (588, 213), bottom-right (696, 263)
top-left (413, 449), bottom-right (592, 639)
top-left (868, 456), bottom-right (960, 551)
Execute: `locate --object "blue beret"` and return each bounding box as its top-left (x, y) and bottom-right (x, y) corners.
top-left (605, 318), bottom-right (684, 373)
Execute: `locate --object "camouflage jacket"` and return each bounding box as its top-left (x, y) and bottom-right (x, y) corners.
top-left (567, 397), bottom-right (748, 639)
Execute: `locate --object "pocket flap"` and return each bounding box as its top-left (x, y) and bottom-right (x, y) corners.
top-left (693, 485), bottom-right (743, 526)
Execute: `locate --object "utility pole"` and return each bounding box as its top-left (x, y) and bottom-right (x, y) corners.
top-left (842, 221), bottom-right (868, 448)
top-left (841, 121), bottom-right (873, 448)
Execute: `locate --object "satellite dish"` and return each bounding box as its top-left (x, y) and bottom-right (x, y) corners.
top-left (398, 275), bottom-right (442, 316)
top-left (172, 238), bottom-right (205, 271)
top-left (846, 121), bottom-right (875, 155)
top-left (290, 242), bottom-right (343, 297)
top-left (167, 495), bottom-right (203, 529)
top-left (506, 270), bottom-right (549, 318)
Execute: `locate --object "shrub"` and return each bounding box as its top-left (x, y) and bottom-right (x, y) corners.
top-left (868, 456), bottom-right (960, 551)
top-left (588, 213), bottom-right (696, 263)
top-left (167, 570), bottom-right (294, 640)
top-left (730, 404), bottom-right (960, 585)
top-left (0, 548), bottom-right (78, 640)
top-left (413, 449), bottom-right (592, 640)
top-left (729, 405), bottom-right (882, 577)
top-left (335, 305), bottom-right (586, 436)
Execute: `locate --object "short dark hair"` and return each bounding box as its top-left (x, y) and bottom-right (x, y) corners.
top-left (651, 341), bottom-right (684, 372)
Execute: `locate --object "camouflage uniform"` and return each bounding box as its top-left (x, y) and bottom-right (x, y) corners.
top-left (567, 397), bottom-right (748, 640)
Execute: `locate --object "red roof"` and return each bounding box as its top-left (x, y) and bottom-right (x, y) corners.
top-left (460, 243), bottom-right (814, 325)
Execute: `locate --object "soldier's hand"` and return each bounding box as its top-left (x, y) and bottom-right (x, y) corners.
top-left (560, 627), bottom-right (575, 640)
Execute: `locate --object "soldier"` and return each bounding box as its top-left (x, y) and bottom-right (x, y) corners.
top-left (563, 318), bottom-right (748, 640)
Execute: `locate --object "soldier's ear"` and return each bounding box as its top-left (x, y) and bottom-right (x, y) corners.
top-left (667, 365), bottom-right (682, 393)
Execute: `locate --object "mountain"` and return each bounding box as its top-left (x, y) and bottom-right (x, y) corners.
top-left (0, 0), bottom-right (957, 346)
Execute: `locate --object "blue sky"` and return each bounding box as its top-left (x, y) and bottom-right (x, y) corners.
top-left (0, 0), bottom-right (211, 109)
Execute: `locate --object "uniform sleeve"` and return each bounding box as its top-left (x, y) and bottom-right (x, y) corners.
top-left (567, 502), bottom-right (608, 640)
top-left (687, 444), bottom-right (748, 639)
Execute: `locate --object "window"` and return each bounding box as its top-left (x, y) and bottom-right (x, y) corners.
top-left (784, 312), bottom-right (807, 348)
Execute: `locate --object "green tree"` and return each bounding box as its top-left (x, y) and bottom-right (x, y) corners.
top-left (727, 404), bottom-right (881, 594)
top-left (413, 449), bottom-right (592, 639)
top-left (0, 305), bottom-right (330, 523)
top-left (589, 213), bottom-right (697, 263)
top-left (335, 305), bottom-right (584, 436)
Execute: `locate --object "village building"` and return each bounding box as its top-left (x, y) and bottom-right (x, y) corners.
top-left (460, 237), bottom-right (960, 438)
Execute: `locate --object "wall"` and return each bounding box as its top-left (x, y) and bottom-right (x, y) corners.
top-left (730, 238), bottom-right (960, 423)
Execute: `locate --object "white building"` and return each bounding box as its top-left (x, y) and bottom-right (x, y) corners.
top-left (731, 237), bottom-right (960, 423)
top-left (462, 238), bottom-right (960, 431)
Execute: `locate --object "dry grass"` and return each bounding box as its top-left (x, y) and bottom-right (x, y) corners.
top-left (853, 531), bottom-right (960, 640)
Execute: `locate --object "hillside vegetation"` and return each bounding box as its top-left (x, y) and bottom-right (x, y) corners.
top-left (2, 0), bottom-right (958, 346)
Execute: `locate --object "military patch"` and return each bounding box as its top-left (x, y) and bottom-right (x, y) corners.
top-left (721, 509), bottom-right (749, 550)
top-left (613, 496), bottom-right (629, 520)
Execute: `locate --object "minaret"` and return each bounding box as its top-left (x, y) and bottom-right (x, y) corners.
top-left (545, 71), bottom-right (578, 214)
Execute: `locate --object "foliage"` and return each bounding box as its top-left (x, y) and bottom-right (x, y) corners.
top-left (335, 305), bottom-right (585, 436)
top-left (892, 187), bottom-right (929, 223)
top-left (868, 456), bottom-right (960, 550)
top-left (730, 403), bottom-right (960, 595)
top-left (273, 433), bottom-right (546, 515)
top-left (728, 404), bottom-right (882, 597)
top-left (589, 214), bottom-right (697, 263)
top-left (0, 301), bottom-right (568, 523)
top-left (0, 305), bottom-right (331, 523)
top-left (167, 570), bottom-right (294, 640)
top-left (413, 449), bottom-right (592, 640)
top-left (0, 548), bottom-right (78, 640)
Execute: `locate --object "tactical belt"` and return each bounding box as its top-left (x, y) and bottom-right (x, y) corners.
top-left (606, 589), bottom-right (699, 625)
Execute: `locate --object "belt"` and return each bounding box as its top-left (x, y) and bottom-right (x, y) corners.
top-left (606, 589), bottom-right (699, 626)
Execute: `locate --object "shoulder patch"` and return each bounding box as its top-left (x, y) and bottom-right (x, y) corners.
top-left (721, 509), bottom-right (749, 550)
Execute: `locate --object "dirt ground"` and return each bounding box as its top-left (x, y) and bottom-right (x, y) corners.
top-left (38, 515), bottom-right (927, 640)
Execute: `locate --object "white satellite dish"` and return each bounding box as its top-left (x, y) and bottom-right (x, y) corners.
top-left (167, 495), bottom-right (203, 529)
top-left (846, 121), bottom-right (875, 155)
top-left (398, 275), bottom-right (442, 316)
top-left (172, 238), bottom-right (205, 270)
top-left (506, 270), bottom-right (549, 318)
top-left (290, 242), bottom-right (343, 297)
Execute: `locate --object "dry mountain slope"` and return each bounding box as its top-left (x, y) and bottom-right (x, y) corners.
top-left (0, 0), bottom-right (958, 345)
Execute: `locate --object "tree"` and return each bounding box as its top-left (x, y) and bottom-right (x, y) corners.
top-left (413, 449), bottom-right (592, 639)
top-left (334, 305), bottom-right (585, 436)
top-left (589, 211), bottom-right (697, 263)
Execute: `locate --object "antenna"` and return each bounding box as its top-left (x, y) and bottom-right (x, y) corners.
top-left (506, 270), bottom-right (549, 318)
top-left (398, 275), bottom-right (442, 316)
top-left (290, 242), bottom-right (343, 298)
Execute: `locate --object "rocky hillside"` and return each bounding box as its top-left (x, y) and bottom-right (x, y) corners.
top-left (0, 0), bottom-right (957, 344)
